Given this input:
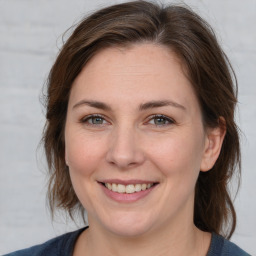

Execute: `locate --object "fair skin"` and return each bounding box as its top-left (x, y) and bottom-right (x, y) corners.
top-left (65, 43), bottom-right (225, 256)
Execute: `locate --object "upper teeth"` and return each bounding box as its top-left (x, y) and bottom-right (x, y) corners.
top-left (105, 183), bottom-right (153, 194)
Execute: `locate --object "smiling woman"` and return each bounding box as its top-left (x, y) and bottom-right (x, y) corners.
top-left (4, 1), bottom-right (250, 256)
top-left (65, 44), bottom-right (210, 241)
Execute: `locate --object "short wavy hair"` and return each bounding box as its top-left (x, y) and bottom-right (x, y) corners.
top-left (43, 0), bottom-right (240, 238)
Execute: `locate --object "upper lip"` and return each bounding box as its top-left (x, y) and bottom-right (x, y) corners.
top-left (98, 179), bottom-right (158, 185)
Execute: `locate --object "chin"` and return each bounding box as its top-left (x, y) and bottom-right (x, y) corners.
top-left (100, 212), bottom-right (156, 238)
top-left (107, 224), bottom-right (152, 238)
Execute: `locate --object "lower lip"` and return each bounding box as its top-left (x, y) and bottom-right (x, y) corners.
top-left (100, 184), bottom-right (157, 203)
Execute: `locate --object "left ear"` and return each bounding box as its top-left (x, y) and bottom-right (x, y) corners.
top-left (200, 117), bottom-right (226, 172)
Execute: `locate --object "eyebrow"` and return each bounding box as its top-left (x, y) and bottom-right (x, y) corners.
top-left (73, 100), bottom-right (112, 111)
top-left (72, 99), bottom-right (186, 111)
top-left (139, 100), bottom-right (186, 111)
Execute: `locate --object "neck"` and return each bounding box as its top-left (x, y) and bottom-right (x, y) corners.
top-left (74, 218), bottom-right (211, 256)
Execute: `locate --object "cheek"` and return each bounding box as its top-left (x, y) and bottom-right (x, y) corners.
top-left (147, 133), bottom-right (204, 180)
top-left (65, 132), bottom-right (106, 177)
top-left (65, 133), bottom-right (105, 210)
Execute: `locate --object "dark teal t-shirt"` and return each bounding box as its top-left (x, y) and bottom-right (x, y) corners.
top-left (4, 227), bottom-right (250, 256)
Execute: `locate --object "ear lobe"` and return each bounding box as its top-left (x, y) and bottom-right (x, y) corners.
top-left (200, 119), bottom-right (226, 172)
top-left (65, 151), bottom-right (69, 166)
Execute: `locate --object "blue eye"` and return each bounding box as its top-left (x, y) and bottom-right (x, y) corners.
top-left (148, 115), bottom-right (174, 126)
top-left (81, 115), bottom-right (107, 125)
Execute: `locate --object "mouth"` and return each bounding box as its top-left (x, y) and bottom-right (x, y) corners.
top-left (98, 180), bottom-right (159, 202)
top-left (102, 182), bottom-right (156, 194)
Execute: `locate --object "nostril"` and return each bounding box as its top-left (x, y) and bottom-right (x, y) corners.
top-left (105, 136), bottom-right (145, 168)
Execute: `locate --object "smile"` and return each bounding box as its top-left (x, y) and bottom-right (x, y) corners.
top-left (99, 180), bottom-right (158, 203)
top-left (104, 183), bottom-right (154, 194)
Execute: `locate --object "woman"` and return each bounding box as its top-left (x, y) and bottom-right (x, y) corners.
top-left (5, 1), bottom-right (250, 255)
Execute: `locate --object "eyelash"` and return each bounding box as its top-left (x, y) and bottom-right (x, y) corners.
top-left (80, 114), bottom-right (175, 127)
top-left (146, 114), bottom-right (175, 127)
top-left (80, 114), bottom-right (109, 126)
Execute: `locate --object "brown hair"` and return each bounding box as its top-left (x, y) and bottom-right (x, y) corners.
top-left (43, 0), bottom-right (240, 238)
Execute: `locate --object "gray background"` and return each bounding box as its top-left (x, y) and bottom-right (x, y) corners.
top-left (0, 0), bottom-right (255, 255)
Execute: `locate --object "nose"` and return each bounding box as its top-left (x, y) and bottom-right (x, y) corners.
top-left (105, 126), bottom-right (145, 169)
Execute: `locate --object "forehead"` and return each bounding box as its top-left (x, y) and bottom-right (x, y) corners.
top-left (70, 43), bottom-right (199, 112)
top-left (81, 43), bottom-right (184, 79)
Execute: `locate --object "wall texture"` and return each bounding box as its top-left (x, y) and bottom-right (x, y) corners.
top-left (0, 0), bottom-right (255, 254)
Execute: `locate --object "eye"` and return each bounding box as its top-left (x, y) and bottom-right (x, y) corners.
top-left (81, 114), bottom-right (108, 126)
top-left (147, 115), bottom-right (175, 126)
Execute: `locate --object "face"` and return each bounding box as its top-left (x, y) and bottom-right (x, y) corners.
top-left (65, 44), bottom-right (215, 237)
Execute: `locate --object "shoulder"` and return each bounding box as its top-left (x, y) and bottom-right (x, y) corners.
top-left (3, 227), bottom-right (87, 256)
top-left (207, 233), bottom-right (250, 256)
top-left (223, 238), bottom-right (251, 256)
